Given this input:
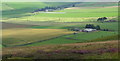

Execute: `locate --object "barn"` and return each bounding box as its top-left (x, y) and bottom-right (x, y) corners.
top-left (83, 28), bottom-right (97, 32)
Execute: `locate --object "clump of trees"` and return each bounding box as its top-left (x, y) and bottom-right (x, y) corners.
top-left (85, 24), bottom-right (101, 30)
top-left (97, 17), bottom-right (107, 22)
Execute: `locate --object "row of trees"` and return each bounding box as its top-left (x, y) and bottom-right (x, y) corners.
top-left (34, 6), bottom-right (60, 12)
top-left (85, 24), bottom-right (101, 30)
top-left (33, 2), bottom-right (80, 13)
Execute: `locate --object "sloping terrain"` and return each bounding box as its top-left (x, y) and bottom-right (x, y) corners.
top-left (2, 2), bottom-right (118, 19)
top-left (2, 40), bottom-right (118, 59)
top-left (74, 2), bottom-right (118, 7)
top-left (2, 2), bottom-right (119, 59)
top-left (2, 2), bottom-right (77, 19)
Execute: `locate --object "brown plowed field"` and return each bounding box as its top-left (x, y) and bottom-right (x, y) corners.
top-left (2, 22), bottom-right (36, 29)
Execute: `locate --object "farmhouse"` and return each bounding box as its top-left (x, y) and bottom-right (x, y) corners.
top-left (82, 28), bottom-right (96, 32)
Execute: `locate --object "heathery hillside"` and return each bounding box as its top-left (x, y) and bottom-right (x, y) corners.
top-left (3, 40), bottom-right (118, 59)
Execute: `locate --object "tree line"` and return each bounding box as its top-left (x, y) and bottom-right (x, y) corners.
top-left (32, 2), bottom-right (80, 13)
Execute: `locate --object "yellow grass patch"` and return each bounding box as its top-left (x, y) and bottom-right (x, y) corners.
top-left (2, 28), bottom-right (73, 46)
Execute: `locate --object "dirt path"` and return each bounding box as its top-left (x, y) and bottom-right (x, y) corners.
top-left (62, 40), bottom-right (118, 46)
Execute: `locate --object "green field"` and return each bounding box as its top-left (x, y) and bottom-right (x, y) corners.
top-left (26, 31), bottom-right (118, 46)
top-left (2, 28), bottom-right (73, 47)
top-left (35, 8), bottom-right (118, 17)
top-left (2, 2), bottom-right (76, 19)
top-left (74, 2), bottom-right (118, 7)
top-left (2, 2), bottom-right (118, 22)
top-left (3, 7), bottom-right (118, 22)
top-left (29, 22), bottom-right (118, 31)
top-left (2, 2), bottom-right (118, 47)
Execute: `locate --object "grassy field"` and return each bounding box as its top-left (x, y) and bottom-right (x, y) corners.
top-left (2, 2), bottom-right (75, 10)
top-left (2, 28), bottom-right (73, 47)
top-left (2, 2), bottom-right (118, 22)
top-left (29, 22), bottom-right (118, 31)
top-left (2, 21), bottom-right (118, 47)
top-left (3, 7), bottom-right (118, 22)
top-left (74, 2), bottom-right (118, 7)
top-left (26, 31), bottom-right (118, 46)
top-left (2, 2), bottom-right (118, 47)
top-left (2, 2), bottom-right (76, 19)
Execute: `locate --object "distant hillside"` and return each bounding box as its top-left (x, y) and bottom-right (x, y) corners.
top-left (74, 2), bottom-right (118, 7)
top-left (2, 2), bottom-right (77, 19)
top-left (2, 2), bottom-right (118, 19)
top-left (2, 2), bottom-right (75, 10)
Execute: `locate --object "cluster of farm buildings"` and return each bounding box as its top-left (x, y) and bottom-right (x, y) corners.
top-left (72, 28), bottom-right (97, 32)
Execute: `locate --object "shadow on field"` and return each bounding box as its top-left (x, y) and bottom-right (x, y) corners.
top-left (2, 7), bottom-right (38, 19)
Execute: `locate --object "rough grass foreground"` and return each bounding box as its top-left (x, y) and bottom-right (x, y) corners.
top-left (2, 40), bottom-right (118, 59)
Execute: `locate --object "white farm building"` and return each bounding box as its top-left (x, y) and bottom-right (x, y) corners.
top-left (83, 28), bottom-right (96, 32)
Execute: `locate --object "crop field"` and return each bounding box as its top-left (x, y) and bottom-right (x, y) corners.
top-left (2, 28), bottom-right (73, 47)
top-left (2, 22), bottom-right (36, 29)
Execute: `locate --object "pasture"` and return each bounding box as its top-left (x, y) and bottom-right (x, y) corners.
top-left (2, 28), bottom-right (73, 47)
top-left (2, 2), bottom-right (118, 47)
top-left (26, 31), bottom-right (118, 46)
top-left (2, 2), bottom-right (76, 19)
top-left (2, 2), bottom-right (118, 22)
top-left (29, 22), bottom-right (118, 31)
top-left (3, 7), bottom-right (118, 22)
